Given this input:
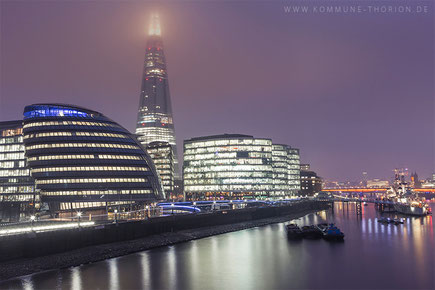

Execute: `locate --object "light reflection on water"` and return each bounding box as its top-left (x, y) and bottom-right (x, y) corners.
top-left (2, 202), bottom-right (434, 290)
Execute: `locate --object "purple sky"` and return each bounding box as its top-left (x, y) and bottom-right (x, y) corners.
top-left (1, 1), bottom-right (433, 181)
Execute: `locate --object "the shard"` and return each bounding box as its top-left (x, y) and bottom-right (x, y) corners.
top-left (135, 14), bottom-right (179, 178)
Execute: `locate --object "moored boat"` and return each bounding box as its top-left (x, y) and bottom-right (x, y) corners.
top-left (378, 217), bottom-right (389, 224)
top-left (322, 224), bottom-right (345, 241)
top-left (316, 223), bottom-right (328, 232)
top-left (387, 169), bottom-right (429, 216)
top-left (394, 202), bottom-right (427, 216)
top-left (286, 223), bottom-right (303, 239)
top-left (301, 225), bottom-right (323, 239)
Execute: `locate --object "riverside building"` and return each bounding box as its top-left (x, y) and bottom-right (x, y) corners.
top-left (300, 165), bottom-right (322, 196)
top-left (0, 121), bottom-right (35, 221)
top-left (272, 145), bottom-right (301, 198)
top-left (183, 134), bottom-right (301, 200)
top-left (22, 104), bottom-right (164, 214)
top-left (146, 141), bottom-right (175, 199)
top-left (288, 148), bottom-right (301, 194)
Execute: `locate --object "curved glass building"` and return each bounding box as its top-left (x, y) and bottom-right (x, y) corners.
top-left (23, 104), bottom-right (164, 212)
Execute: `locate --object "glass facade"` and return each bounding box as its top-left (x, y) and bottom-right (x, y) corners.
top-left (288, 148), bottom-right (301, 195)
top-left (183, 134), bottom-right (273, 200)
top-left (146, 142), bottom-right (175, 198)
top-left (272, 144), bottom-right (290, 198)
top-left (135, 14), bottom-right (179, 178)
top-left (0, 121), bottom-right (35, 221)
top-left (183, 134), bottom-right (301, 200)
top-left (23, 104), bottom-right (164, 212)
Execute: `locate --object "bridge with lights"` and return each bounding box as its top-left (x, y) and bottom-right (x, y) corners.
top-left (323, 188), bottom-right (435, 194)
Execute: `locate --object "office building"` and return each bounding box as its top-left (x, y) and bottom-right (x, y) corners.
top-left (146, 141), bottom-right (175, 198)
top-left (288, 148), bottom-right (301, 195)
top-left (0, 121), bottom-right (35, 221)
top-left (300, 165), bottom-right (322, 196)
top-left (23, 104), bottom-right (164, 213)
top-left (410, 172), bottom-right (421, 188)
top-left (272, 144), bottom-right (290, 198)
top-left (272, 145), bottom-right (301, 198)
top-left (135, 14), bottom-right (179, 177)
top-left (300, 164), bottom-right (310, 171)
top-left (183, 134), bottom-right (301, 200)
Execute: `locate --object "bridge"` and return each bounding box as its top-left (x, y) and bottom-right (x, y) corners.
top-left (328, 195), bottom-right (396, 205)
top-left (323, 188), bottom-right (388, 193)
top-left (323, 188), bottom-right (435, 193)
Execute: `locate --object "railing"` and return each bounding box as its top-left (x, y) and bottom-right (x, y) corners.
top-left (0, 205), bottom-right (165, 237)
top-left (0, 198), bottom-right (315, 237)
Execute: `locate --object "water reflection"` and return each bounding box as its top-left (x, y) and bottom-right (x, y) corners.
top-left (70, 267), bottom-right (82, 290)
top-left (20, 276), bottom-right (32, 290)
top-left (1, 202), bottom-right (434, 290)
top-left (108, 258), bottom-right (119, 290)
top-left (139, 252), bottom-right (151, 289)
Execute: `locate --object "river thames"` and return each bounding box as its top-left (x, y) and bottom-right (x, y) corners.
top-left (2, 202), bottom-right (434, 289)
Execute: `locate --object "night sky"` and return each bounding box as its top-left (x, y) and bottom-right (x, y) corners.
top-left (0, 1), bottom-right (433, 181)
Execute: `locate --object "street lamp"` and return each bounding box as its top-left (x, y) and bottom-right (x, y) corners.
top-left (30, 215), bottom-right (36, 231)
top-left (114, 209), bottom-right (118, 224)
top-left (171, 203), bottom-right (175, 215)
top-left (77, 212), bottom-right (82, 227)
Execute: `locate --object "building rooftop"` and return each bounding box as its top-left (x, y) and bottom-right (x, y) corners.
top-left (185, 134), bottom-right (255, 143)
top-left (24, 104), bottom-right (103, 119)
top-left (0, 120), bottom-right (22, 129)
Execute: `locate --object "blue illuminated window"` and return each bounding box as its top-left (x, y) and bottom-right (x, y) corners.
top-left (24, 106), bottom-right (90, 119)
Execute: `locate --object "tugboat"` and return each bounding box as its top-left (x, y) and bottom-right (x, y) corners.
top-left (301, 225), bottom-right (323, 239)
top-left (286, 223), bottom-right (303, 239)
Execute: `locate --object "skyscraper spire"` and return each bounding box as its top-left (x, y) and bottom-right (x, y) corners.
top-left (136, 14), bottom-right (180, 183)
top-left (148, 13), bottom-right (161, 36)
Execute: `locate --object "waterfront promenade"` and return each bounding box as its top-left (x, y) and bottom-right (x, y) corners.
top-left (0, 200), bottom-right (329, 281)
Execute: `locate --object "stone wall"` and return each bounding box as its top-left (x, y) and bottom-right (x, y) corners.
top-left (0, 200), bottom-right (329, 262)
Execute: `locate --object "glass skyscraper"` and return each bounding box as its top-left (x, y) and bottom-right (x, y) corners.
top-left (146, 141), bottom-right (175, 196)
top-left (135, 14), bottom-right (179, 178)
top-left (0, 121), bottom-right (35, 221)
